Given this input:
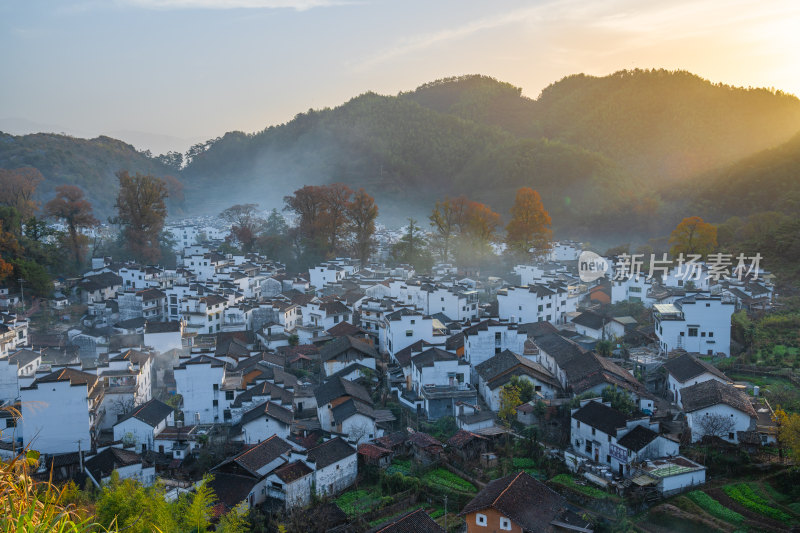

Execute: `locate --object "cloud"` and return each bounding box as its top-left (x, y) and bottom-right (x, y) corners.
top-left (119, 0), bottom-right (354, 10)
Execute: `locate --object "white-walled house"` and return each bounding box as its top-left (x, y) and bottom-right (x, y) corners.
top-left (662, 353), bottom-right (731, 407)
top-left (653, 294), bottom-right (735, 356)
top-left (462, 319), bottom-right (527, 369)
top-left (307, 437), bottom-right (357, 496)
top-left (112, 399), bottom-right (174, 454)
top-left (173, 355), bottom-right (232, 424)
top-left (143, 321), bottom-right (183, 353)
top-left (21, 368), bottom-right (102, 454)
top-left (497, 284), bottom-right (573, 325)
top-left (84, 447), bottom-right (156, 487)
top-left (319, 335), bottom-right (378, 377)
top-left (384, 309), bottom-right (441, 359)
top-left (474, 350), bottom-right (561, 411)
top-left (570, 399), bottom-right (675, 477)
top-left (0, 349), bottom-right (41, 402)
top-left (680, 380), bottom-right (757, 443)
top-left (231, 401), bottom-right (294, 444)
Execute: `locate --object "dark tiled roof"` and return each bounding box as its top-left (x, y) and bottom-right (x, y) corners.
top-left (680, 380), bottom-right (757, 416)
top-left (393, 340), bottom-right (432, 367)
top-left (331, 397), bottom-right (378, 422)
top-left (320, 335), bottom-right (378, 361)
top-left (232, 380), bottom-right (293, 408)
top-left (534, 333), bottom-right (585, 366)
top-left (116, 399), bottom-right (173, 427)
top-left (145, 321), bottom-right (181, 334)
top-left (315, 377), bottom-right (373, 406)
top-left (7, 349), bottom-right (41, 368)
top-left (357, 443), bottom-right (392, 459)
top-left (474, 350), bottom-right (559, 390)
top-left (663, 353), bottom-right (729, 383)
top-left (460, 472), bottom-right (565, 531)
top-left (207, 473), bottom-right (257, 508)
top-left (230, 435), bottom-right (293, 475)
top-left (572, 401), bottom-right (630, 436)
top-left (408, 432), bottom-right (443, 450)
top-left (110, 349), bottom-right (152, 365)
top-left (571, 311), bottom-right (606, 330)
top-left (326, 321), bottom-right (364, 337)
top-left (447, 429), bottom-right (487, 447)
top-left (307, 437), bottom-right (356, 469)
top-left (517, 321), bottom-right (559, 339)
top-left (368, 508), bottom-right (445, 533)
top-left (274, 460), bottom-right (313, 483)
top-left (85, 447), bottom-right (143, 480)
top-left (616, 424), bottom-right (659, 452)
top-left (411, 347), bottom-right (461, 368)
top-left (29, 367), bottom-right (97, 388)
top-left (233, 401), bottom-right (294, 434)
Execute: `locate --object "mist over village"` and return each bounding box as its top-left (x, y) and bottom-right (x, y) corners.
top-left (2, 1), bottom-right (800, 532)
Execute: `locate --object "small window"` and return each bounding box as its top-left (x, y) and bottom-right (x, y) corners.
top-left (406, 330), bottom-right (413, 337)
top-left (708, 332), bottom-right (714, 338)
top-left (225, 390), bottom-right (234, 400)
top-left (213, 384), bottom-right (219, 391)
top-left (728, 432), bottom-right (734, 440)
top-left (606, 454), bottom-right (611, 463)
top-left (701, 332), bottom-right (706, 337)
top-left (500, 517), bottom-right (512, 530)
top-left (591, 428), bottom-right (596, 435)
top-left (576, 420), bottom-right (580, 428)
top-left (688, 327), bottom-right (698, 337)
top-left (476, 513), bottom-right (487, 526)
top-left (212, 399), bottom-right (218, 407)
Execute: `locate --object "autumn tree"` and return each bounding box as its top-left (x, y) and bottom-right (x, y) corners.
top-left (499, 383), bottom-right (522, 426)
top-left (775, 408), bottom-right (800, 461)
top-left (220, 203), bottom-right (263, 253)
top-left (45, 185), bottom-right (98, 270)
top-left (348, 188), bottom-right (378, 261)
top-left (111, 171), bottom-right (168, 264)
top-left (429, 196), bottom-right (468, 262)
top-left (669, 216), bottom-right (717, 257)
top-left (284, 184), bottom-right (379, 265)
top-left (0, 167), bottom-right (43, 231)
top-left (505, 187), bottom-right (552, 260)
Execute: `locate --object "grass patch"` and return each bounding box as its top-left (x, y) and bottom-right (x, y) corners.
top-left (335, 490), bottom-right (383, 516)
top-left (723, 483), bottom-right (792, 522)
top-left (386, 459), bottom-right (411, 476)
top-left (550, 474), bottom-right (617, 501)
top-left (422, 468), bottom-right (476, 493)
top-left (686, 491), bottom-right (744, 525)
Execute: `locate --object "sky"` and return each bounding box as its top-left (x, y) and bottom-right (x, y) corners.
top-left (2, 0), bottom-right (799, 155)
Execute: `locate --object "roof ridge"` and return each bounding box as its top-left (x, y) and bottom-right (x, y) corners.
top-left (492, 471), bottom-right (524, 507)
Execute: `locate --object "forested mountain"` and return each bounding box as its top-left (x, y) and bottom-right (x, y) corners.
top-left (0, 132), bottom-right (179, 219)
top-left (691, 130), bottom-right (800, 220)
top-left (2, 69), bottom-right (799, 239)
top-left (403, 71), bottom-right (800, 182)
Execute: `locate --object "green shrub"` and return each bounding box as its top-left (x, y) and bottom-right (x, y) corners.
top-left (549, 474), bottom-right (616, 500)
top-left (686, 491), bottom-right (744, 525)
top-left (723, 484), bottom-right (792, 522)
top-left (422, 469), bottom-right (475, 493)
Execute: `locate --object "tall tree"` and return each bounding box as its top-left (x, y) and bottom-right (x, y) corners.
top-left (284, 185), bottom-right (329, 261)
top-left (669, 216), bottom-right (717, 257)
top-left (391, 218), bottom-right (432, 272)
top-left (220, 203), bottom-right (262, 253)
top-left (111, 171), bottom-right (168, 264)
top-left (348, 188), bottom-right (378, 262)
top-left (45, 185), bottom-right (98, 270)
top-left (0, 167), bottom-right (43, 230)
top-left (505, 187), bottom-right (552, 260)
top-left (321, 183), bottom-right (353, 253)
top-left (429, 196), bottom-right (468, 262)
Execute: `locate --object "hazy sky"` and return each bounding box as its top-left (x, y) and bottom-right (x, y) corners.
top-left (2, 0), bottom-right (799, 154)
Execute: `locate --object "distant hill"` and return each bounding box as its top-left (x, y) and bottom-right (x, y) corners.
top-left (3, 69), bottom-right (799, 239)
top-left (0, 132), bottom-right (177, 219)
top-left (691, 130), bottom-right (800, 220)
top-left (404, 71), bottom-right (800, 182)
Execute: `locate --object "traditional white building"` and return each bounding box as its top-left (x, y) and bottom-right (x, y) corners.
top-left (21, 368), bottom-right (102, 454)
top-left (680, 380), bottom-right (756, 443)
top-left (662, 353), bottom-right (731, 407)
top-left (653, 294), bottom-right (735, 356)
top-left (112, 399), bottom-right (174, 453)
top-left (462, 319), bottom-right (527, 369)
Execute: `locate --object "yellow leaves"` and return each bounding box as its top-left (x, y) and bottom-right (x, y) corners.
top-left (775, 407), bottom-right (800, 461)
top-left (505, 187), bottom-right (552, 258)
top-left (668, 216), bottom-right (718, 257)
